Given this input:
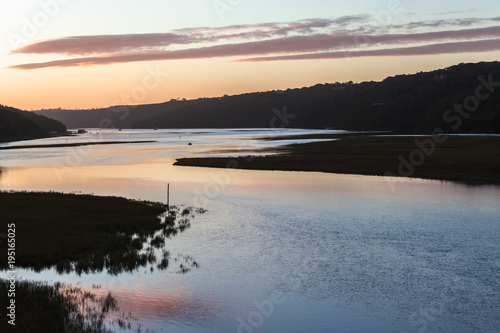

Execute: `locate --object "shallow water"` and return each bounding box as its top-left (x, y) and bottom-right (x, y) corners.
top-left (1, 129), bottom-right (499, 332)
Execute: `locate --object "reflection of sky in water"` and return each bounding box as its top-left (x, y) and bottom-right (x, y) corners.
top-left (0, 128), bottom-right (343, 167)
top-left (1, 129), bottom-right (499, 332)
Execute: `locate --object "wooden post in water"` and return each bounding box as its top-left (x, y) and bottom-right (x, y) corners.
top-left (166, 183), bottom-right (170, 216)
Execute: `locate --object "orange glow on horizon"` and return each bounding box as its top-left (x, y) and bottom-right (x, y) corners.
top-left (0, 52), bottom-right (499, 111)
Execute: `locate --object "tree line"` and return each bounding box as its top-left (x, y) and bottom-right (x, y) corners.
top-left (34, 61), bottom-right (500, 134)
top-left (0, 105), bottom-right (67, 142)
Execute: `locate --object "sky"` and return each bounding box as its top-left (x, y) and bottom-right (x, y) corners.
top-left (0, 0), bottom-right (499, 110)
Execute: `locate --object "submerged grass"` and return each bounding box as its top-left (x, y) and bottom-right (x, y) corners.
top-left (0, 192), bottom-right (207, 331)
top-left (0, 279), bottom-right (148, 333)
top-left (0, 191), bottom-right (205, 274)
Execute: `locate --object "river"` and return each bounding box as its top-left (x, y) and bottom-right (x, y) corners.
top-left (1, 129), bottom-right (499, 332)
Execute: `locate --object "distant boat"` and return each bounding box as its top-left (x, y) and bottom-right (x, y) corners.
top-left (153, 127), bottom-right (158, 130)
top-left (118, 128), bottom-right (122, 131)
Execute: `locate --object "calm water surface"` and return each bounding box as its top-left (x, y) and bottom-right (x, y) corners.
top-left (1, 129), bottom-right (499, 333)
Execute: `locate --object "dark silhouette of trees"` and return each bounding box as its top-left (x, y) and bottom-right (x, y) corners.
top-left (0, 105), bottom-right (67, 142)
top-left (35, 61), bottom-right (500, 134)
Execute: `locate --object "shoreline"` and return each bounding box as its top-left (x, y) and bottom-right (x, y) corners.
top-left (0, 191), bottom-right (199, 332)
top-left (0, 132), bottom-right (74, 144)
top-left (0, 191), bottom-right (204, 274)
top-left (174, 135), bottom-right (500, 185)
top-left (0, 140), bottom-right (156, 150)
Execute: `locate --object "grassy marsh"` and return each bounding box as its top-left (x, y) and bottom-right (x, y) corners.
top-left (174, 135), bottom-right (500, 184)
top-left (0, 140), bottom-right (156, 150)
top-left (0, 191), bottom-right (205, 275)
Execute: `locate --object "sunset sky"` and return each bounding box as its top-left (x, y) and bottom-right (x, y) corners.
top-left (0, 0), bottom-right (499, 110)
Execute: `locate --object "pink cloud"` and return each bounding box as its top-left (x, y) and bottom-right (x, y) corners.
top-left (10, 33), bottom-right (191, 55)
top-left (237, 38), bottom-right (500, 62)
top-left (7, 15), bottom-right (500, 70)
top-left (9, 16), bottom-right (367, 56)
top-left (11, 38), bottom-right (500, 70)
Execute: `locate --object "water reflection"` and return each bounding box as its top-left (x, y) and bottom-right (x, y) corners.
top-left (1, 129), bottom-right (500, 332)
top-left (0, 191), bottom-right (205, 275)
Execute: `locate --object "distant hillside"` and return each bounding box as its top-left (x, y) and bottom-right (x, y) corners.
top-left (0, 105), bottom-right (67, 142)
top-left (35, 61), bottom-right (500, 134)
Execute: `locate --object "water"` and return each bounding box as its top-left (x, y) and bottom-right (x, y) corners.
top-left (1, 129), bottom-right (499, 333)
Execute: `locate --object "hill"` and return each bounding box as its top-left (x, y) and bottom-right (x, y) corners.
top-left (0, 105), bottom-right (67, 142)
top-left (35, 61), bottom-right (500, 133)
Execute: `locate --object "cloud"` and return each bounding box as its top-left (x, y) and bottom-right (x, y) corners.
top-left (10, 33), bottom-right (191, 55)
top-left (237, 39), bottom-right (500, 62)
top-left (8, 15), bottom-right (500, 70)
top-left (174, 16), bottom-right (369, 36)
top-left (9, 16), bottom-right (370, 56)
top-left (393, 18), bottom-right (489, 31)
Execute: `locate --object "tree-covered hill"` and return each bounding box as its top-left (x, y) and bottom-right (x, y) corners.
top-left (0, 105), bottom-right (67, 142)
top-left (35, 61), bottom-right (500, 133)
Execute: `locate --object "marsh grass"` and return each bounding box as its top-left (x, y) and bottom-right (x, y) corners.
top-left (0, 279), bottom-right (149, 333)
top-left (174, 135), bottom-right (500, 184)
top-left (0, 191), bottom-right (206, 275)
top-left (0, 141), bottom-right (156, 150)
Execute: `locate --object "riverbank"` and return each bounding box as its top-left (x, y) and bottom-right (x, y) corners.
top-left (0, 191), bottom-right (202, 274)
top-left (0, 132), bottom-right (72, 144)
top-left (0, 140), bottom-right (156, 150)
top-left (174, 135), bottom-right (500, 184)
top-left (0, 191), bottom-right (206, 332)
